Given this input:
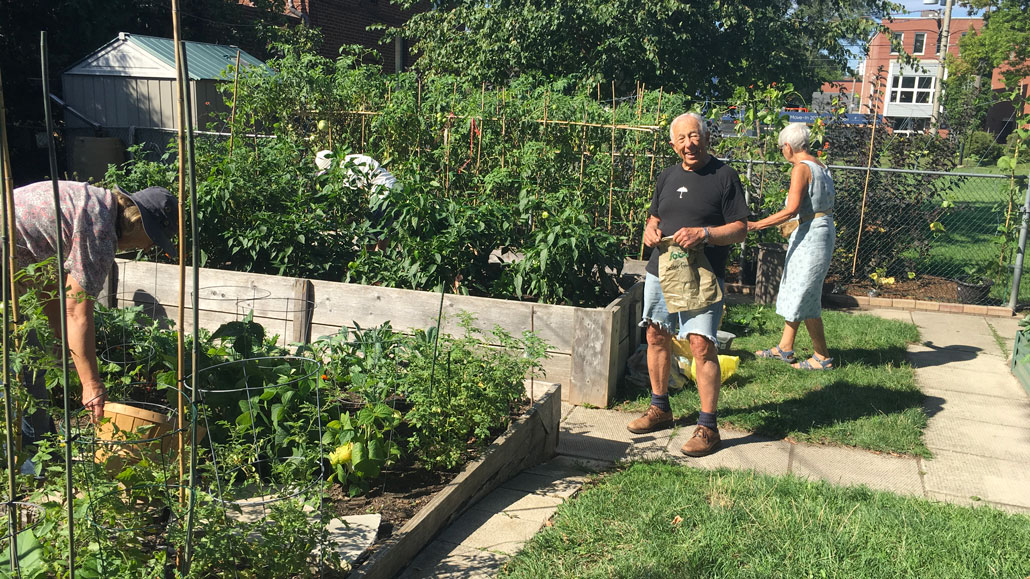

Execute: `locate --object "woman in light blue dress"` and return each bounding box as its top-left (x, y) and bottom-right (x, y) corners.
top-left (748, 123), bottom-right (835, 370)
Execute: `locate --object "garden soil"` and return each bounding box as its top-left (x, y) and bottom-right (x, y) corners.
top-left (330, 466), bottom-right (454, 540)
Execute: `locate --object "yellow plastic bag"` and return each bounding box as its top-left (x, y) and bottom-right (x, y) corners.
top-left (675, 353), bottom-right (740, 383)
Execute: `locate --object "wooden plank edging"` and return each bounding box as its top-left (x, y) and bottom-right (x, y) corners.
top-left (351, 382), bottom-right (561, 579)
top-left (109, 261), bottom-right (643, 405)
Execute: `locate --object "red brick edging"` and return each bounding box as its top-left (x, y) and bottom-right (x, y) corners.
top-left (723, 283), bottom-right (1014, 318)
top-left (823, 293), bottom-right (1014, 318)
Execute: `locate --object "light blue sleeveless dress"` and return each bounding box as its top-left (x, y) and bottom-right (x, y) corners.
top-left (776, 160), bottom-right (836, 322)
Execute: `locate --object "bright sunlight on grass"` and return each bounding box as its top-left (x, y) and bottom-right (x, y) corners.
top-left (500, 462), bottom-right (1030, 578)
top-left (618, 305), bottom-right (928, 456)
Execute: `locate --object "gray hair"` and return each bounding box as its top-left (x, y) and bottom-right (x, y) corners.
top-left (669, 112), bottom-right (710, 142)
top-left (777, 122), bottom-right (810, 152)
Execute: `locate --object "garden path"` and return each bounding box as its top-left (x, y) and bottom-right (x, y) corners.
top-left (398, 308), bottom-right (1030, 578)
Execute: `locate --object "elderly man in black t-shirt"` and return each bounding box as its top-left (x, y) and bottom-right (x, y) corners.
top-left (627, 113), bottom-right (748, 457)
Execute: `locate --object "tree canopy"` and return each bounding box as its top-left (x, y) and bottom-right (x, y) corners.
top-left (957, 0), bottom-right (1030, 89)
top-left (385, 0), bottom-right (901, 98)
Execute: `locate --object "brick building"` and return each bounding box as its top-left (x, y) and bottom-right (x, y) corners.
top-left (860, 16), bottom-right (983, 132)
top-left (854, 13), bottom-right (1028, 136)
top-left (282, 0), bottom-right (423, 73)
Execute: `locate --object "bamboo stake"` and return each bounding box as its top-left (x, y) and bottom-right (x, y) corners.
top-left (851, 76), bottom-right (883, 276)
top-left (500, 89), bottom-right (506, 169)
top-left (171, 0), bottom-right (189, 513)
top-left (579, 105), bottom-right (588, 189)
top-left (594, 84), bottom-right (601, 227)
top-left (648, 88), bottom-right (663, 182)
top-left (641, 87), bottom-right (664, 260)
top-left (476, 83), bottom-right (485, 173)
top-left (227, 50), bottom-right (241, 157)
top-left (0, 62), bottom-right (20, 575)
top-left (629, 83), bottom-right (644, 235)
top-left (40, 31), bottom-right (77, 578)
top-left (416, 75), bottom-right (422, 164)
top-left (608, 81), bottom-right (616, 231)
top-left (542, 90), bottom-right (550, 150)
top-left (0, 75), bottom-right (16, 326)
top-left (302, 109), bottom-right (658, 131)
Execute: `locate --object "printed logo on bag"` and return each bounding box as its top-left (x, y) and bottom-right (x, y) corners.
top-left (677, 186), bottom-right (689, 199)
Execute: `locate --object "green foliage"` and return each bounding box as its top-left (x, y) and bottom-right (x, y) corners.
top-left (822, 105), bottom-right (960, 281)
top-left (958, 0), bottom-right (1030, 91)
top-left (400, 316), bottom-right (548, 469)
top-left (385, 0), bottom-right (898, 98)
top-left (323, 404), bottom-right (403, 496)
top-left (965, 130), bottom-right (1005, 164)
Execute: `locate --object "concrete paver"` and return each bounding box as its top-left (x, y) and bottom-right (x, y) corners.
top-left (790, 444), bottom-right (924, 496)
top-left (669, 427), bottom-right (791, 475)
top-left (467, 488), bottom-right (564, 521)
top-left (399, 308), bottom-right (1030, 577)
top-left (911, 310), bottom-right (1002, 356)
top-left (501, 471), bottom-right (582, 500)
top-left (922, 448), bottom-right (1030, 510)
top-left (559, 406), bottom-right (675, 462)
top-left (922, 386), bottom-right (1030, 428)
top-left (437, 508), bottom-right (546, 555)
top-left (913, 363), bottom-right (1029, 400)
top-left (398, 541), bottom-right (508, 579)
top-left (923, 416), bottom-right (1030, 462)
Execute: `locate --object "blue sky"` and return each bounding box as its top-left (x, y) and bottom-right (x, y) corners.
top-left (891, 1), bottom-right (983, 18)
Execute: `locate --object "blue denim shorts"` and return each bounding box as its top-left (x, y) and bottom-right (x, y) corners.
top-left (640, 273), bottom-right (724, 343)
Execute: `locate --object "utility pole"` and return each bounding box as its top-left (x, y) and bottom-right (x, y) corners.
top-left (930, 0), bottom-right (954, 131)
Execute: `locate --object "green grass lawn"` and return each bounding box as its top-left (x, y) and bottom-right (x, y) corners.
top-left (617, 305), bottom-right (929, 457)
top-left (500, 463), bottom-right (1030, 579)
top-left (920, 165), bottom-right (1028, 302)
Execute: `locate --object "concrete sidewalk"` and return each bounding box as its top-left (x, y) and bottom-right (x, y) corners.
top-left (399, 308), bottom-right (1030, 578)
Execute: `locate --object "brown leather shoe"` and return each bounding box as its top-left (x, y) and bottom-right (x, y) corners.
top-left (681, 425), bottom-right (721, 456)
top-left (627, 405), bottom-right (674, 434)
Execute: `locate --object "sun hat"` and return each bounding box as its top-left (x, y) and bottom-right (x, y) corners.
top-left (127, 186), bottom-right (178, 256)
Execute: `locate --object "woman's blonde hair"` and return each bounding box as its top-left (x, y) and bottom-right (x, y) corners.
top-left (777, 122), bottom-right (810, 152)
top-left (113, 189), bottom-right (144, 239)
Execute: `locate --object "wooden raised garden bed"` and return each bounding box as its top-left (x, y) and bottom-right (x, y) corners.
top-left (104, 260), bottom-right (640, 406)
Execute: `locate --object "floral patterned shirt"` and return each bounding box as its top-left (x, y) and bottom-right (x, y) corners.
top-left (14, 181), bottom-right (117, 297)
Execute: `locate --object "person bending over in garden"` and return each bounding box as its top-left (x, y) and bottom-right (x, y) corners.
top-left (628, 113), bottom-right (748, 457)
top-left (13, 181), bottom-right (178, 456)
top-left (748, 122), bottom-right (836, 370)
top-left (315, 150), bottom-right (399, 251)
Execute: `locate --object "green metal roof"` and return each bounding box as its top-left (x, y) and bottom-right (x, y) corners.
top-left (127, 34), bottom-right (266, 80)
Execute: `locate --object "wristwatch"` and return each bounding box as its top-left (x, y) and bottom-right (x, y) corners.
top-left (702, 226), bottom-right (711, 245)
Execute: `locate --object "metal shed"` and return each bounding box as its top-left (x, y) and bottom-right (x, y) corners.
top-left (62, 32), bottom-right (265, 131)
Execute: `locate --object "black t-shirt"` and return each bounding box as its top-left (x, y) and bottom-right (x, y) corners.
top-left (645, 157), bottom-right (748, 278)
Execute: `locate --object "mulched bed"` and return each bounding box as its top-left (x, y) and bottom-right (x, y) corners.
top-left (838, 274), bottom-right (962, 303)
top-left (330, 465), bottom-right (456, 539)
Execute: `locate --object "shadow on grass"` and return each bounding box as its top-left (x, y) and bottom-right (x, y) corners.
top-left (715, 379), bottom-right (938, 441)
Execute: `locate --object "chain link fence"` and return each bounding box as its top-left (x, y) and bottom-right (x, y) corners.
top-left (730, 159), bottom-right (1026, 307)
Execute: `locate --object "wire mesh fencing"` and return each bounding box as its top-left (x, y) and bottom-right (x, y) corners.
top-left (731, 159), bottom-right (1026, 307)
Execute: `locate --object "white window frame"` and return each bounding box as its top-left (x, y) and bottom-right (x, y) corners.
top-left (891, 32), bottom-right (903, 54)
top-left (913, 32), bottom-right (926, 55)
top-left (888, 75), bottom-right (934, 104)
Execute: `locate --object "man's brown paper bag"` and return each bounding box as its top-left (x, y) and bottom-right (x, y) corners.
top-left (656, 238), bottom-right (722, 313)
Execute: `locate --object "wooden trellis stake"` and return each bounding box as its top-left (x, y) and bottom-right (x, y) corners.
top-left (227, 50), bottom-right (241, 157)
top-left (579, 105), bottom-right (588, 190)
top-left (642, 87), bottom-right (664, 260)
top-left (851, 75), bottom-right (883, 275)
top-left (476, 83), bottom-right (485, 173)
top-left (608, 81), bottom-right (616, 231)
